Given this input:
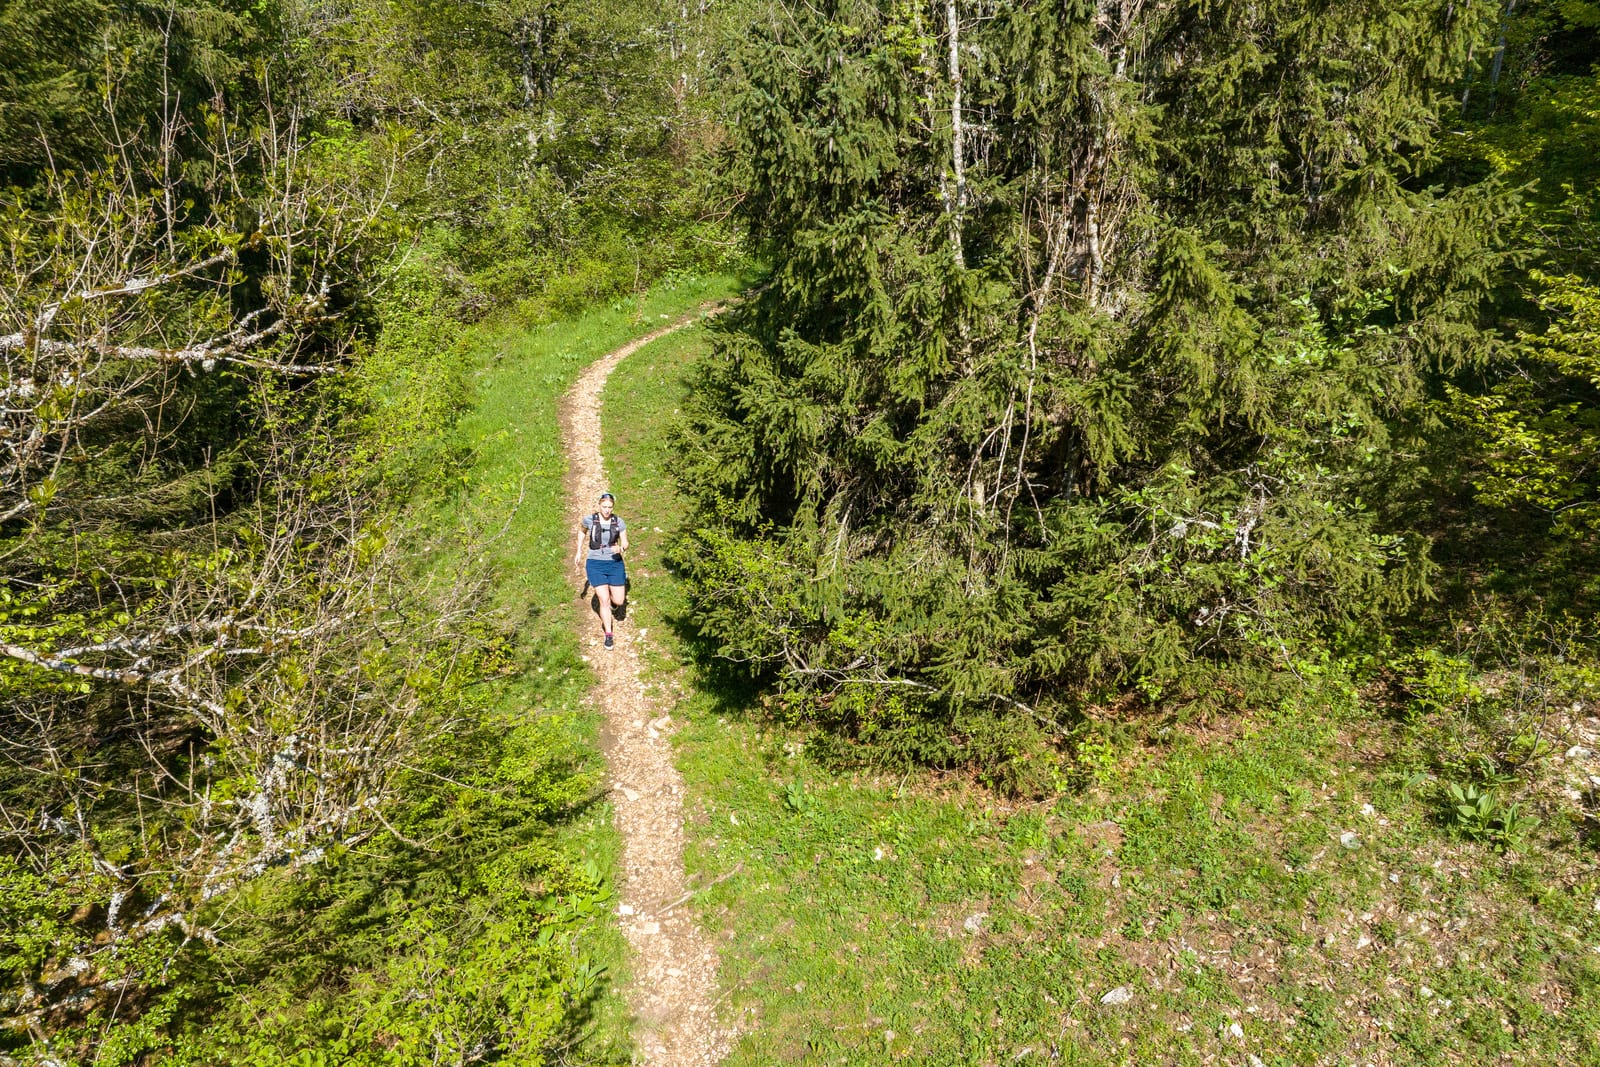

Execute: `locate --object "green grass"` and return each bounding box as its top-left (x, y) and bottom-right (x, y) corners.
top-left (457, 277), bottom-right (736, 622)
top-left (602, 320), bottom-right (1600, 1066)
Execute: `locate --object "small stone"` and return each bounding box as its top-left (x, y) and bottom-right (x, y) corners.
top-left (1361, 803), bottom-right (1376, 816)
top-left (729, 813), bottom-right (740, 826)
top-left (1226, 1021), bottom-right (1244, 1040)
top-left (1567, 745), bottom-right (1591, 759)
top-left (1420, 985), bottom-right (1434, 999)
top-left (883, 1030), bottom-right (896, 1043)
top-left (618, 904), bottom-right (635, 916)
top-left (638, 921), bottom-right (660, 935)
top-left (621, 788), bottom-right (641, 802)
top-left (1100, 986), bottom-right (1134, 1006)
top-left (1340, 831), bottom-right (1360, 850)
top-left (963, 912), bottom-right (987, 934)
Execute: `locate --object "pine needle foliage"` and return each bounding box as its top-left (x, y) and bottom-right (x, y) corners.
top-left (674, 0), bottom-right (1511, 777)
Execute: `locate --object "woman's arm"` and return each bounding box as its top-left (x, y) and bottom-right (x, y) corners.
top-left (575, 524), bottom-right (588, 566)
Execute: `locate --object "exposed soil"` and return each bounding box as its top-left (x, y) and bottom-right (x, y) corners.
top-left (559, 310), bottom-right (734, 1066)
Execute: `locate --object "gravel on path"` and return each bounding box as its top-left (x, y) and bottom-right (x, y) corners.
top-left (559, 309), bottom-right (736, 1067)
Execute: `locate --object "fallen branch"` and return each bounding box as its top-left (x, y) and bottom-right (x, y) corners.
top-left (653, 861), bottom-right (745, 917)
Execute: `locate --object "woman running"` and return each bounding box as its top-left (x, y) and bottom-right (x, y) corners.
top-left (576, 491), bottom-right (628, 649)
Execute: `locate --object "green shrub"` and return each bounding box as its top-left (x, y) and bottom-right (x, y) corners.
top-left (1445, 781), bottom-right (1541, 852)
top-left (1398, 606), bottom-right (1596, 784)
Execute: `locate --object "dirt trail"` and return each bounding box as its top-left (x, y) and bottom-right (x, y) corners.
top-left (559, 310), bottom-right (735, 1067)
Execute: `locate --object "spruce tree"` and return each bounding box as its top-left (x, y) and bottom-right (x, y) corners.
top-left (675, 0), bottom-right (1509, 772)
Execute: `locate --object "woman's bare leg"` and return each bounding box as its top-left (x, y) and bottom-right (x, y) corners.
top-left (596, 584), bottom-right (616, 633)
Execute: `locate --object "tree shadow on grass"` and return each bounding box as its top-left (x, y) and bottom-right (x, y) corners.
top-left (656, 582), bottom-right (774, 723)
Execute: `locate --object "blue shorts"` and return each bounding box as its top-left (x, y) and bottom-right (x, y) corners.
top-left (585, 557), bottom-right (627, 589)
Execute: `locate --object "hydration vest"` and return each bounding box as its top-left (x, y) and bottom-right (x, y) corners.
top-left (589, 513), bottom-right (621, 551)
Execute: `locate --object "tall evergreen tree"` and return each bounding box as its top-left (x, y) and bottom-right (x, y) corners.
top-left (0, 0), bottom-right (269, 185)
top-left (676, 0), bottom-right (1508, 774)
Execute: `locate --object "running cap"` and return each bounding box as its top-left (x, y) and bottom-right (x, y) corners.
top-left (598, 491), bottom-right (615, 502)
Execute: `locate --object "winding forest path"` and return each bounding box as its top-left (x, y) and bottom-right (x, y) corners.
top-left (559, 310), bottom-right (735, 1067)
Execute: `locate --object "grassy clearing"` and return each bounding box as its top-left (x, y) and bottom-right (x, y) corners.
top-left (603, 323), bottom-right (1600, 1065)
top-left (456, 277), bottom-right (734, 622)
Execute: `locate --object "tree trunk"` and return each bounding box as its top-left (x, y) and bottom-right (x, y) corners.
top-left (946, 0), bottom-right (965, 269)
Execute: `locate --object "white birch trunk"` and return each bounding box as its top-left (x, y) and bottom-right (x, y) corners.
top-left (946, 0), bottom-right (966, 269)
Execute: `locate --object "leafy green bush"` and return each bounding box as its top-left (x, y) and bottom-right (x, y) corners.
top-left (1398, 606), bottom-right (1595, 785)
top-left (1398, 647), bottom-right (1484, 720)
top-left (350, 242), bottom-right (479, 490)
